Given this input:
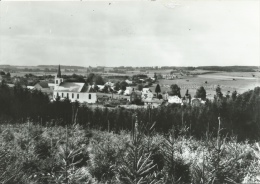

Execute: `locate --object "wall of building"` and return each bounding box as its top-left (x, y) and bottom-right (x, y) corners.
top-left (53, 91), bottom-right (97, 103)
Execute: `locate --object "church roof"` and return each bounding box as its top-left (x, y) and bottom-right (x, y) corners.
top-left (55, 82), bottom-right (94, 93)
top-left (36, 81), bottom-right (49, 88)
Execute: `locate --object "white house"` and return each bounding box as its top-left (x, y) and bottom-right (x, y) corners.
top-left (143, 98), bottom-right (163, 108)
top-left (27, 86), bottom-right (35, 90)
top-left (141, 88), bottom-right (153, 100)
top-left (168, 96), bottom-right (182, 104)
top-left (124, 87), bottom-right (133, 95)
top-left (191, 98), bottom-right (206, 106)
top-left (125, 79), bottom-right (133, 85)
top-left (53, 65), bottom-right (97, 103)
top-left (105, 82), bottom-right (114, 87)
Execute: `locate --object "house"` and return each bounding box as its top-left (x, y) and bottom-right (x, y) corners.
top-left (168, 96), bottom-right (182, 104)
top-left (125, 79), bottom-right (133, 85)
top-left (27, 86), bottom-right (35, 90)
top-left (53, 65), bottom-right (97, 103)
top-left (124, 87), bottom-right (133, 96)
top-left (162, 93), bottom-right (169, 101)
top-left (48, 83), bottom-right (56, 91)
top-left (162, 74), bottom-right (176, 80)
top-left (34, 81), bottom-right (53, 94)
top-left (142, 88), bottom-right (152, 93)
top-left (141, 88), bottom-right (153, 100)
top-left (130, 91), bottom-right (142, 104)
top-left (34, 81), bottom-right (49, 90)
top-left (105, 82), bottom-right (114, 87)
top-left (191, 98), bottom-right (206, 106)
top-left (97, 85), bottom-right (105, 91)
top-left (104, 67), bottom-right (114, 73)
top-left (143, 98), bottom-right (163, 108)
top-left (7, 83), bottom-right (15, 88)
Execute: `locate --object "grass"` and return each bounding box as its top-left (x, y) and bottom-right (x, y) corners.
top-left (150, 72), bottom-right (260, 98)
top-left (0, 122), bottom-right (259, 184)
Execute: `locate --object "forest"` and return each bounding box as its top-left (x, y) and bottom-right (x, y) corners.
top-left (0, 80), bottom-right (259, 141)
top-left (196, 66), bottom-right (258, 72)
top-left (0, 81), bottom-right (260, 183)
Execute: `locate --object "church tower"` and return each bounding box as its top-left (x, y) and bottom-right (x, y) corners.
top-left (54, 65), bottom-right (63, 87)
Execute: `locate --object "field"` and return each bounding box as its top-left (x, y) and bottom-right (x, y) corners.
top-left (10, 71), bottom-right (87, 77)
top-left (150, 71), bottom-right (260, 98)
top-left (8, 68), bottom-right (260, 99)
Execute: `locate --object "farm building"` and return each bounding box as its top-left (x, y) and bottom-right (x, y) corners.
top-left (34, 81), bottom-right (49, 90)
top-left (104, 67), bottom-right (114, 73)
top-left (143, 98), bottom-right (163, 108)
top-left (34, 81), bottom-right (53, 94)
top-left (141, 88), bottom-right (153, 100)
top-left (27, 86), bottom-right (35, 90)
top-left (124, 87), bottom-right (134, 95)
top-left (53, 65), bottom-right (97, 103)
top-left (125, 79), bottom-right (133, 84)
top-left (191, 98), bottom-right (206, 106)
top-left (168, 96), bottom-right (182, 104)
top-left (130, 91), bottom-right (142, 103)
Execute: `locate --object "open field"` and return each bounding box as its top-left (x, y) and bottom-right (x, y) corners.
top-left (150, 72), bottom-right (260, 98)
top-left (8, 69), bottom-right (260, 99)
top-left (10, 71), bottom-right (88, 77)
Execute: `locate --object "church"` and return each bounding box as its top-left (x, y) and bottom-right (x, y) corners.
top-left (53, 65), bottom-right (97, 103)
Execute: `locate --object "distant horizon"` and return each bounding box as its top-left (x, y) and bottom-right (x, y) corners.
top-left (0, 64), bottom-right (259, 68)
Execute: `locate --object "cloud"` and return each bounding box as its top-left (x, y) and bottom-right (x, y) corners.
top-left (0, 0), bottom-right (259, 67)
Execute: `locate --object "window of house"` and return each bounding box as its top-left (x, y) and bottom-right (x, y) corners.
top-left (89, 94), bottom-right (91, 99)
top-left (57, 92), bottom-right (59, 97)
top-left (77, 94), bottom-right (79, 99)
top-left (67, 93), bottom-right (69, 98)
top-left (72, 93), bottom-right (74, 98)
top-left (62, 93), bottom-right (63, 97)
top-left (56, 80), bottom-right (58, 84)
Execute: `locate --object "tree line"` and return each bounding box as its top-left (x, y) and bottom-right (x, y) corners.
top-left (0, 80), bottom-right (259, 141)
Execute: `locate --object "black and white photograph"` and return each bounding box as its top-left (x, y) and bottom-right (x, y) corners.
top-left (0, 0), bottom-right (259, 183)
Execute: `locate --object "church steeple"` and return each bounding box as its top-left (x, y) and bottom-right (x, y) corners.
top-left (57, 65), bottom-right (61, 78)
top-left (54, 65), bottom-right (63, 88)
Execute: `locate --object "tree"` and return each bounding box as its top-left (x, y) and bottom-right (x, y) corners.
top-left (195, 86), bottom-right (206, 100)
top-left (158, 94), bottom-right (163, 99)
top-left (231, 90), bottom-right (237, 100)
top-left (93, 85), bottom-right (99, 92)
top-left (86, 73), bottom-right (104, 85)
top-left (170, 84), bottom-right (181, 98)
top-left (155, 84), bottom-right (161, 97)
top-left (94, 75), bottom-right (104, 85)
top-left (120, 81), bottom-right (128, 91)
top-left (86, 73), bottom-right (95, 84)
top-left (137, 84), bottom-right (143, 91)
top-left (102, 85), bottom-right (109, 93)
top-left (157, 74), bottom-right (163, 80)
top-left (216, 85), bottom-right (223, 99)
top-left (0, 71), bottom-right (5, 75)
top-left (154, 73), bottom-right (157, 81)
top-left (6, 72), bottom-right (11, 78)
top-left (114, 82), bottom-right (120, 91)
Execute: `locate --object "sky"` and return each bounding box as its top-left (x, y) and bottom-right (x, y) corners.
top-left (0, 0), bottom-right (259, 67)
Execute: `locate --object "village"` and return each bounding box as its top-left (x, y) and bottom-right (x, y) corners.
top-left (0, 65), bottom-right (208, 109)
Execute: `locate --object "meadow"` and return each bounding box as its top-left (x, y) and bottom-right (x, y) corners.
top-left (151, 71), bottom-right (260, 98)
top-left (1, 122), bottom-right (260, 184)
